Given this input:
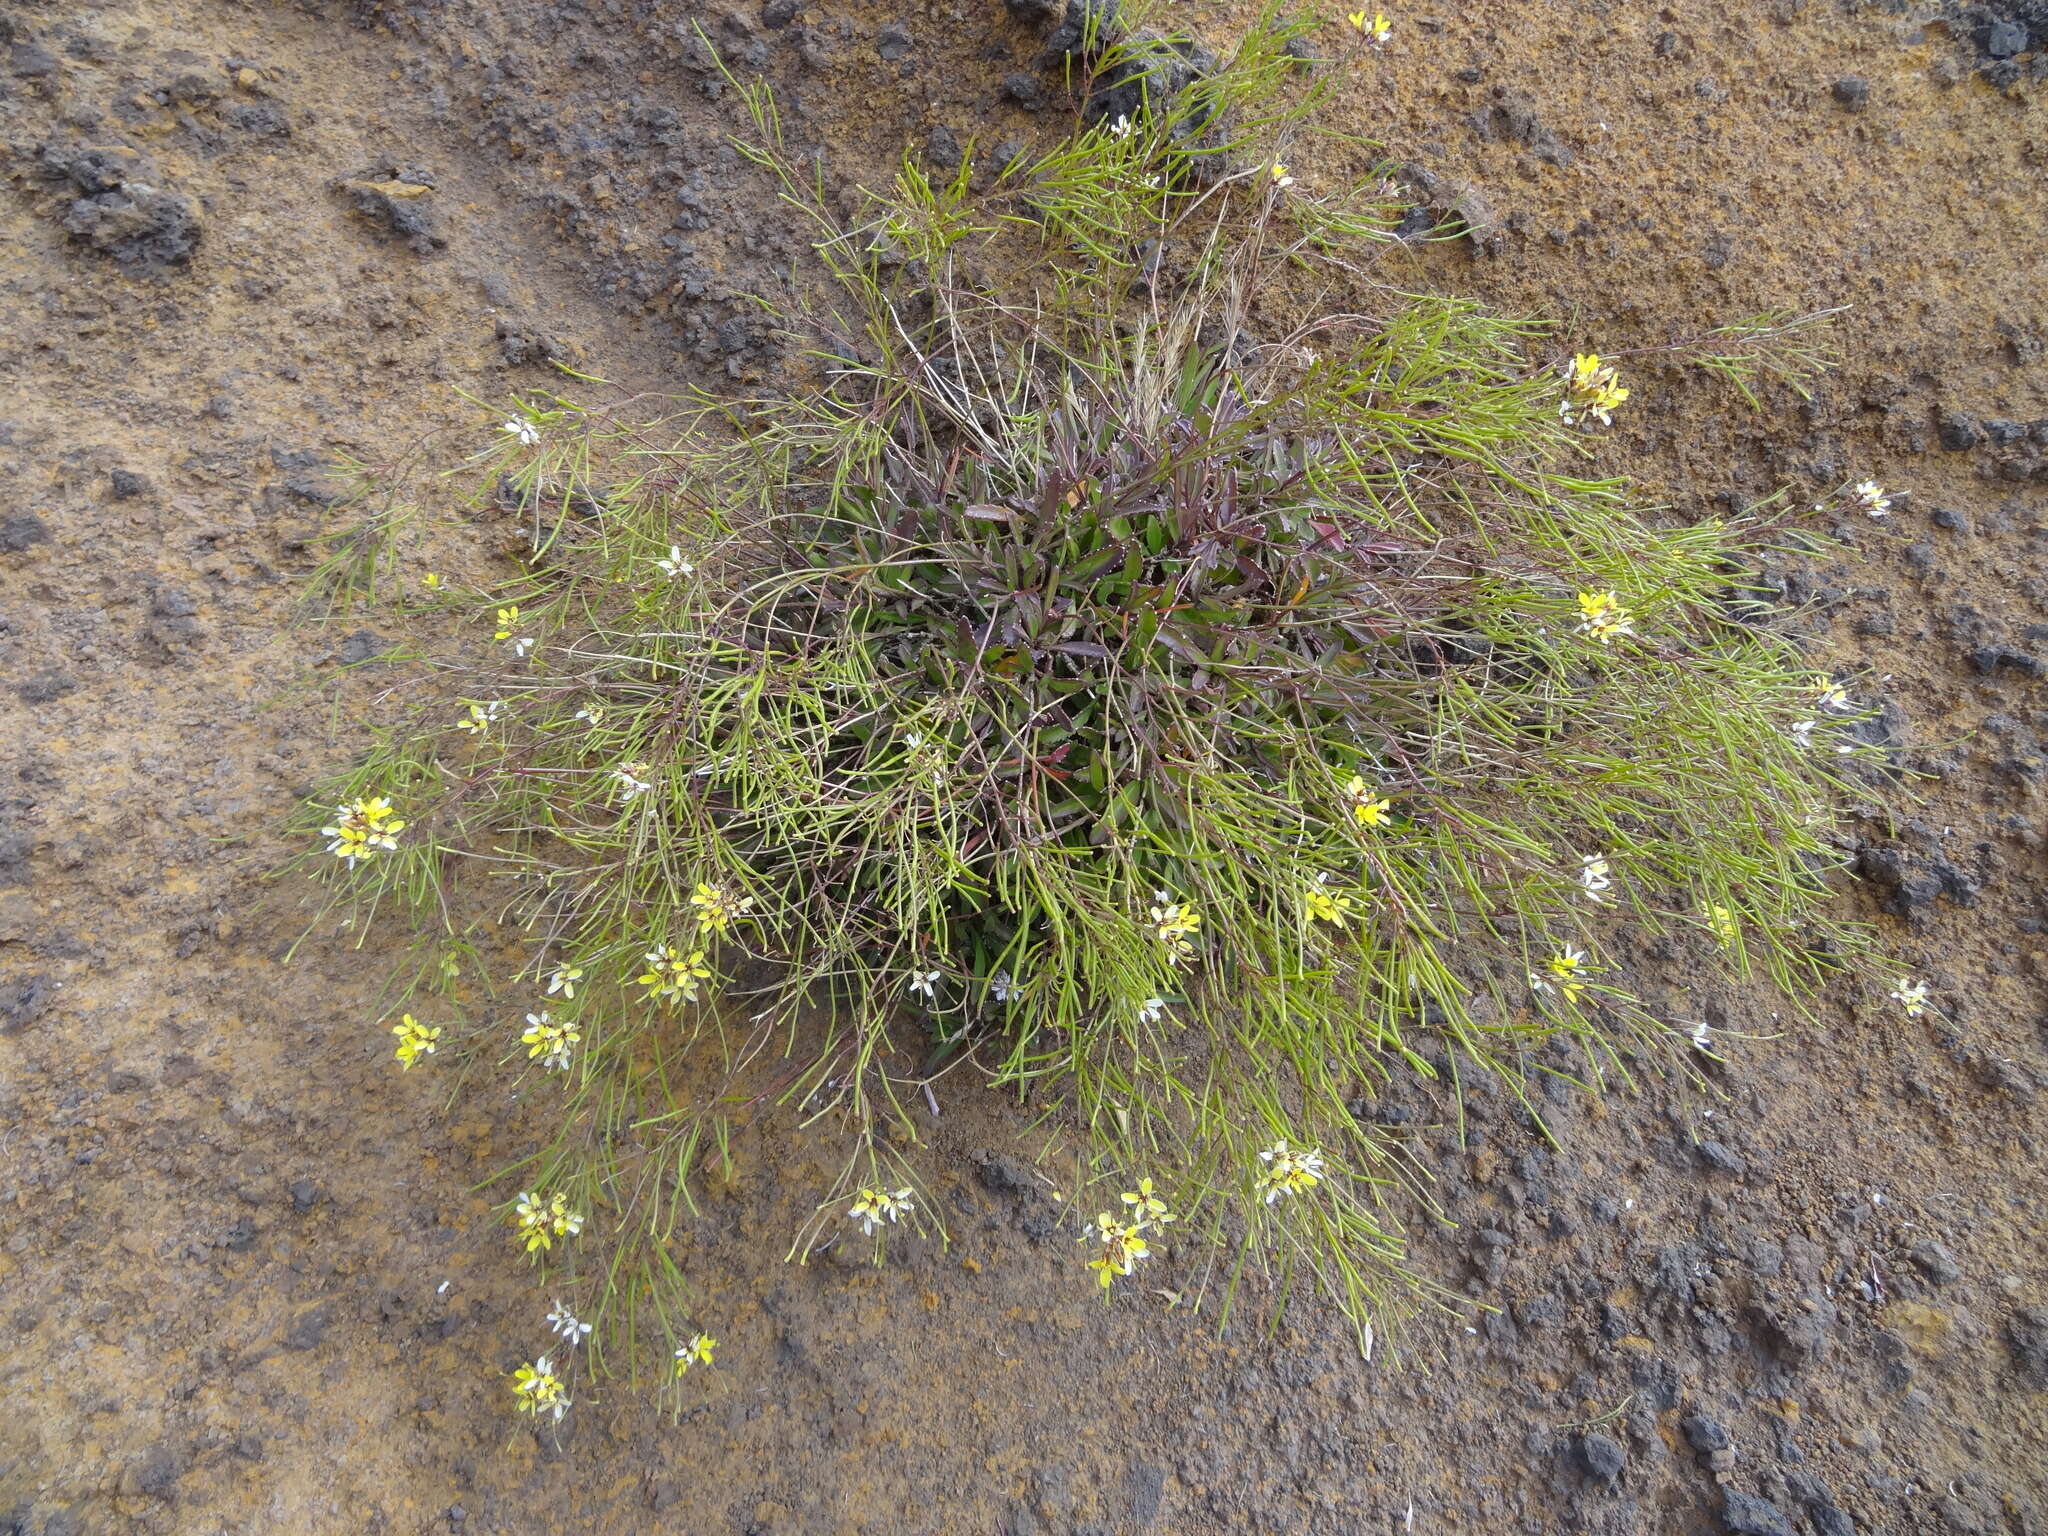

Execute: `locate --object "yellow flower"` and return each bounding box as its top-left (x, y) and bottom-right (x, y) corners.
top-left (1147, 892), bottom-right (1203, 962)
top-left (1256, 1141), bottom-right (1325, 1204)
top-left (321, 797), bottom-right (406, 867)
top-left (1269, 162), bottom-right (1295, 188)
top-left (1344, 776), bottom-right (1392, 829)
top-left (514, 1191), bottom-right (584, 1254)
top-left (511, 1357), bottom-right (569, 1421)
top-left (1082, 1212), bottom-right (1152, 1289)
top-left (1303, 873), bottom-right (1354, 926)
top-left (847, 1186), bottom-right (915, 1236)
top-left (520, 1011), bottom-right (581, 1073)
top-left (637, 945), bottom-right (712, 1006)
top-left (1119, 1177), bottom-right (1175, 1226)
top-left (689, 882), bottom-right (753, 936)
top-left (421, 572), bottom-right (442, 591)
top-left (1346, 9), bottom-right (1391, 44)
top-left (1574, 590), bottom-right (1635, 645)
top-left (1530, 945), bottom-right (1590, 1005)
top-left (546, 964), bottom-right (583, 1000)
top-left (674, 1332), bottom-right (718, 1375)
top-left (493, 606), bottom-right (521, 640)
top-left (391, 1013), bottom-right (441, 1069)
top-left (1705, 904), bottom-right (1738, 945)
top-left (1560, 352), bottom-right (1628, 427)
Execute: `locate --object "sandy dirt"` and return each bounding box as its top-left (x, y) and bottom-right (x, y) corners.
top-left (1, 0), bottom-right (2044, 1532)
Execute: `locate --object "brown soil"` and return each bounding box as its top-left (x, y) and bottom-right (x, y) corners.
top-left (2, 0), bottom-right (2044, 1533)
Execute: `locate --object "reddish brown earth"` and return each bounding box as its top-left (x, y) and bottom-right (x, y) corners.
top-left (1, 0), bottom-right (2044, 1532)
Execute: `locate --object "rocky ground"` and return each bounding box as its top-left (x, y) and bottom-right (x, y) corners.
top-left (1, 0), bottom-right (2044, 1532)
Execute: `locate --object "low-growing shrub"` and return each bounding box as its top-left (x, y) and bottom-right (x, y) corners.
top-left (296, 10), bottom-right (1885, 1389)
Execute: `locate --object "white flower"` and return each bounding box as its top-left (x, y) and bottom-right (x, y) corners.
top-left (546, 965), bottom-right (583, 1000)
top-left (613, 763), bottom-right (654, 801)
top-left (511, 636), bottom-right (536, 659)
top-left (1137, 997), bottom-right (1167, 1025)
top-left (1816, 678), bottom-right (1853, 713)
top-left (654, 545), bottom-right (694, 578)
top-left (989, 971), bottom-right (1015, 1004)
top-left (905, 969), bottom-right (943, 1001)
top-left (1110, 114), bottom-right (1134, 140)
top-left (847, 1186), bottom-right (914, 1235)
top-left (1689, 1019), bottom-right (1712, 1051)
top-left (1790, 720), bottom-right (1817, 750)
top-left (1888, 977), bottom-right (1929, 1019)
top-left (575, 704), bottom-right (605, 727)
top-left (1848, 480), bottom-right (1891, 518)
top-left (1269, 162), bottom-right (1295, 188)
top-left (1577, 854), bottom-right (1612, 902)
top-left (501, 418), bottom-right (540, 446)
top-left (546, 1300), bottom-right (592, 1346)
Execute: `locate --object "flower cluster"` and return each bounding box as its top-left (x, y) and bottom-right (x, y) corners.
top-left (1846, 480), bottom-right (1891, 519)
top-left (514, 1190), bottom-right (585, 1255)
top-left (637, 945), bottom-right (711, 1007)
top-left (1346, 8), bottom-right (1391, 45)
top-left (391, 1013), bottom-right (441, 1069)
top-left (1530, 945), bottom-right (1590, 1005)
top-left (674, 1332), bottom-right (717, 1376)
top-left (511, 1357), bottom-right (569, 1420)
top-left (1577, 854), bottom-right (1613, 902)
top-left (1345, 777), bottom-right (1392, 829)
top-left (520, 1011), bottom-right (581, 1073)
top-left (1559, 352), bottom-right (1629, 427)
top-left (454, 699), bottom-right (506, 736)
top-left (322, 797), bottom-right (405, 867)
top-left (1889, 977), bottom-right (1929, 1019)
top-left (846, 1186), bottom-right (914, 1237)
top-left (1575, 590), bottom-right (1635, 645)
top-left (546, 1300), bottom-right (592, 1347)
top-left (689, 881), bottom-right (752, 937)
top-left (1256, 1141), bottom-right (1326, 1204)
top-left (1082, 1212), bottom-right (1152, 1290)
top-left (1303, 872), bottom-right (1354, 927)
top-left (1148, 892), bottom-right (1203, 962)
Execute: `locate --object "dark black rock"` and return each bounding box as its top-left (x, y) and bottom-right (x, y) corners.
top-left (63, 182), bottom-right (202, 266)
top-left (1003, 0), bottom-right (1064, 24)
top-left (1909, 1239), bottom-right (1961, 1285)
top-left (109, 468), bottom-right (150, 499)
top-left (877, 21), bottom-right (913, 60)
top-left (289, 1179), bottom-right (323, 1212)
top-left (153, 588), bottom-right (199, 619)
top-left (1933, 409), bottom-right (1982, 450)
top-left (130, 1443), bottom-right (187, 1499)
top-left (1970, 645), bottom-right (2043, 678)
top-left (2006, 1304), bottom-right (2048, 1387)
top-left (334, 167), bottom-right (444, 254)
top-left (10, 40), bottom-right (58, 77)
top-left (925, 124), bottom-right (963, 171)
top-left (761, 0), bottom-right (801, 26)
top-left (1983, 417), bottom-right (2028, 445)
top-left (18, 671), bottom-right (78, 703)
top-left (283, 1302), bottom-right (332, 1350)
top-left (1002, 71), bottom-right (1046, 109)
top-left (1044, 0), bottom-right (1122, 61)
top-left (1931, 507), bottom-right (1969, 532)
top-left (1830, 76), bottom-right (1869, 109)
top-left (1, 973), bottom-right (53, 1032)
top-left (1578, 1431), bottom-right (1626, 1485)
top-left (1722, 1489), bottom-right (1795, 1536)
top-left (1984, 20), bottom-right (2026, 57)
top-left (1122, 1463), bottom-right (1164, 1527)
top-left (1082, 28), bottom-right (1212, 127)
top-left (1697, 1140), bottom-right (1747, 1175)
top-left (1682, 1413), bottom-right (1732, 1452)
top-left (0, 513), bottom-right (51, 552)
top-left (339, 630), bottom-right (390, 666)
